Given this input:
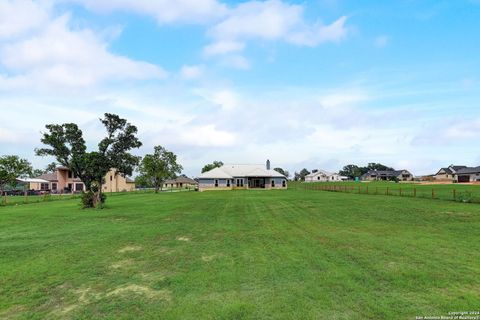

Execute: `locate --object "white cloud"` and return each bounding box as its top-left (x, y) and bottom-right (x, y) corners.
top-left (203, 41), bottom-right (245, 56)
top-left (177, 124), bottom-right (237, 147)
top-left (374, 35), bottom-right (389, 48)
top-left (180, 65), bottom-right (204, 80)
top-left (65, 0), bottom-right (228, 24)
top-left (0, 0), bottom-right (50, 39)
top-left (205, 0), bottom-right (348, 56)
top-left (0, 3), bottom-right (167, 90)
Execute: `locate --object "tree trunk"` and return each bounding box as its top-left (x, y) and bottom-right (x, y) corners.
top-left (92, 189), bottom-right (102, 208)
top-left (155, 186), bottom-right (159, 193)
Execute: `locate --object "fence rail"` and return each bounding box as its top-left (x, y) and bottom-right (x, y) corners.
top-left (304, 183), bottom-right (480, 204)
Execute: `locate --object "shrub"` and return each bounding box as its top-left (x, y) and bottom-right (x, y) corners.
top-left (81, 191), bottom-right (106, 208)
top-left (457, 191), bottom-right (473, 203)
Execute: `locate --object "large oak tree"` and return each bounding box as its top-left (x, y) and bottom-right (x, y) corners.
top-left (36, 113), bottom-right (142, 208)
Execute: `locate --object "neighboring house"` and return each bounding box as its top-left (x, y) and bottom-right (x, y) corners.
top-left (198, 160), bottom-right (287, 191)
top-left (361, 169), bottom-right (414, 181)
top-left (305, 170), bottom-right (348, 182)
top-left (455, 166), bottom-right (480, 183)
top-left (163, 177), bottom-right (198, 189)
top-left (434, 165), bottom-right (467, 181)
top-left (27, 167), bottom-right (135, 193)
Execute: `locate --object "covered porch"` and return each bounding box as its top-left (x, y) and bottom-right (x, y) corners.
top-left (247, 177), bottom-right (269, 189)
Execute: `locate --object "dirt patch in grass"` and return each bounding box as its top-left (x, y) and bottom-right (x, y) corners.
top-left (106, 284), bottom-right (171, 301)
top-left (118, 245), bottom-right (143, 253)
top-left (201, 253), bottom-right (223, 262)
top-left (0, 305), bottom-right (27, 319)
top-left (110, 259), bottom-right (135, 269)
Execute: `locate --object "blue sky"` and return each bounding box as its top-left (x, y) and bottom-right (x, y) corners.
top-left (0, 0), bottom-right (480, 177)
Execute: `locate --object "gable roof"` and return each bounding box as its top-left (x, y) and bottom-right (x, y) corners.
top-left (364, 169), bottom-right (411, 177)
top-left (199, 164), bottom-right (286, 179)
top-left (456, 166), bottom-right (480, 175)
top-left (451, 165), bottom-right (467, 171)
top-left (35, 172), bottom-right (58, 181)
top-left (305, 170), bottom-right (335, 178)
top-left (164, 177), bottom-right (198, 184)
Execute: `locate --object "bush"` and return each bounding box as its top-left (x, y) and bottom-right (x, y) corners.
top-left (457, 191), bottom-right (473, 203)
top-left (81, 191), bottom-right (106, 208)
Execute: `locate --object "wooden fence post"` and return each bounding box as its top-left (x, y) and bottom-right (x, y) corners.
top-left (386, 187), bottom-right (389, 196)
top-left (432, 188), bottom-right (435, 199)
top-left (453, 189), bottom-right (456, 201)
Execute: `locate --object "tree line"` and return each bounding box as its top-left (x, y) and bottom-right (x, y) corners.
top-left (292, 163), bottom-right (395, 181)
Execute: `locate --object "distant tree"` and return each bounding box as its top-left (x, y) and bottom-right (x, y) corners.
top-left (366, 163), bottom-right (394, 171)
top-left (311, 169), bottom-right (318, 173)
top-left (30, 169), bottom-right (45, 178)
top-left (339, 165), bottom-right (363, 179)
top-left (273, 167), bottom-right (290, 178)
top-left (137, 145), bottom-right (183, 193)
top-left (45, 162), bottom-right (57, 173)
top-left (339, 163), bottom-right (394, 180)
top-left (30, 162), bottom-right (59, 178)
top-left (202, 161), bottom-right (223, 173)
top-left (134, 175), bottom-right (153, 189)
top-left (298, 168), bottom-right (310, 181)
top-left (36, 113), bottom-right (142, 208)
top-left (0, 155), bottom-right (32, 200)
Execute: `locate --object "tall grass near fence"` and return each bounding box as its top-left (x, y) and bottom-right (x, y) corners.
top-left (304, 181), bottom-right (480, 203)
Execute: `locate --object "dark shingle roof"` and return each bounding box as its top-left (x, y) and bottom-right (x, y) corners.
top-left (456, 166), bottom-right (480, 175)
top-left (35, 172), bottom-right (58, 181)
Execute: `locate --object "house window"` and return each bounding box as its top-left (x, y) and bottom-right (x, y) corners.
top-left (75, 183), bottom-right (84, 192)
top-left (227, 180), bottom-right (230, 187)
top-left (40, 183), bottom-right (49, 190)
top-left (317, 176), bottom-right (320, 180)
top-left (51, 183), bottom-right (57, 191)
top-left (271, 180), bottom-right (275, 187)
top-left (215, 179), bottom-right (219, 187)
top-left (110, 175), bottom-right (113, 181)
top-left (282, 180), bottom-right (286, 188)
top-left (68, 171), bottom-right (73, 179)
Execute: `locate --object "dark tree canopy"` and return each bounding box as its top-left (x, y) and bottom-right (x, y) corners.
top-left (0, 155), bottom-right (32, 193)
top-left (36, 113), bottom-right (142, 208)
top-left (294, 168), bottom-right (310, 181)
top-left (273, 167), bottom-right (290, 178)
top-left (339, 163), bottom-right (395, 179)
top-left (137, 145), bottom-right (183, 193)
top-left (202, 161), bottom-right (224, 173)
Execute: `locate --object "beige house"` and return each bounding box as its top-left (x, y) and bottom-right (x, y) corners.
top-left (29, 167), bottom-right (135, 193)
top-left (163, 177), bottom-right (198, 189)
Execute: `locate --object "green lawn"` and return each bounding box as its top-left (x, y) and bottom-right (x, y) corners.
top-left (1, 189), bottom-right (479, 319)
top-left (305, 181), bottom-right (480, 203)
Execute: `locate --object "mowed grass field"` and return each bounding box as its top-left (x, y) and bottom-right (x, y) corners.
top-left (305, 181), bottom-right (480, 203)
top-left (1, 189), bottom-right (479, 319)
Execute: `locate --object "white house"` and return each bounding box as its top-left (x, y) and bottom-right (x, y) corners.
top-left (198, 160), bottom-right (287, 191)
top-left (305, 170), bottom-right (347, 182)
